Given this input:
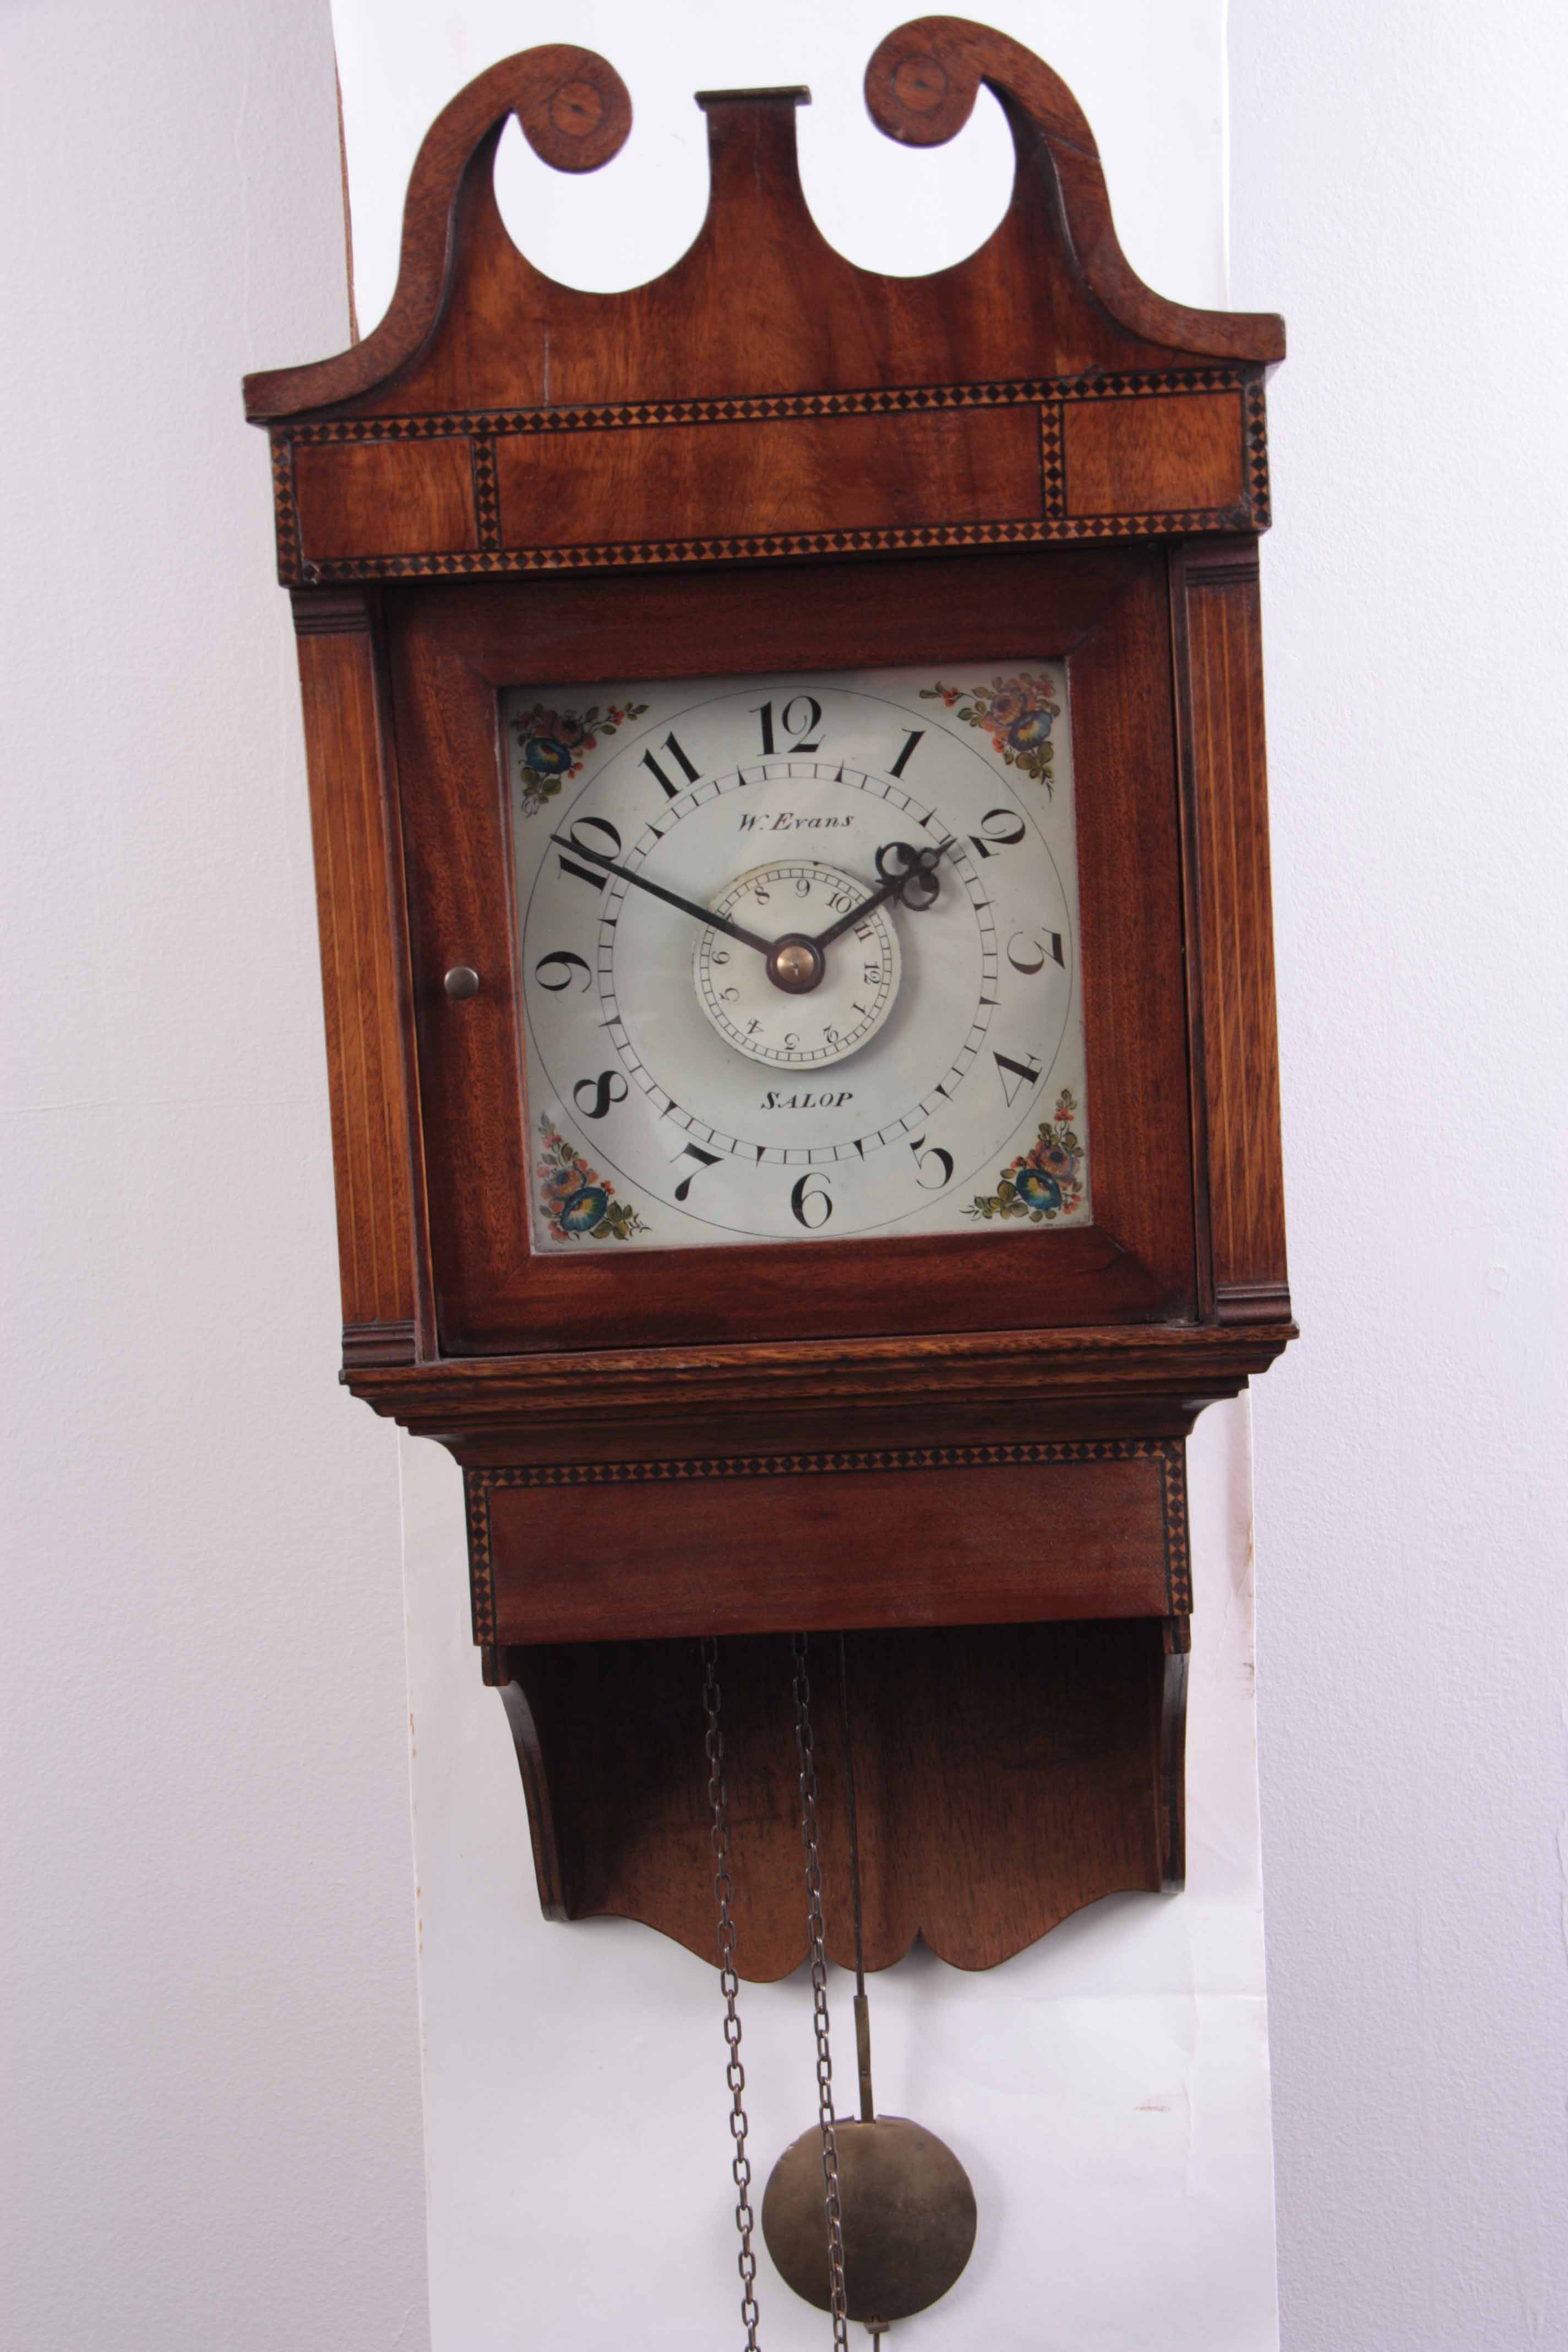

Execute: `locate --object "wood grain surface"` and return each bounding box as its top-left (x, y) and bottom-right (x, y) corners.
top-left (292, 592), bottom-right (423, 1364)
top-left (487, 1621), bottom-right (1184, 1976)
top-left (472, 1439), bottom-right (1189, 1646)
top-left (1174, 539), bottom-right (1291, 1322)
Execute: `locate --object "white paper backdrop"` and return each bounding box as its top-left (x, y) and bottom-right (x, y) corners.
top-left (330, 6), bottom-right (1280, 2344)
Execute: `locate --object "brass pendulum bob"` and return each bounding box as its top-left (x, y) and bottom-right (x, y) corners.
top-left (762, 2116), bottom-right (978, 2332)
top-left (761, 1635), bottom-right (978, 2335)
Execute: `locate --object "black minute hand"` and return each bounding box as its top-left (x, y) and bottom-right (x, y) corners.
top-left (548, 835), bottom-right (773, 957)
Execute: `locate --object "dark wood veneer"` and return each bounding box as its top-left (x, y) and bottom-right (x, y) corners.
top-left (251, 19), bottom-right (1293, 1969)
top-left (468, 1438), bottom-right (1190, 1647)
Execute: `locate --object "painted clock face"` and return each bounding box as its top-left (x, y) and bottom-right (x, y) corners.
top-left (505, 663), bottom-right (1091, 1252)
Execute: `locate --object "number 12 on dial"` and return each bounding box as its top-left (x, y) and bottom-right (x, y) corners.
top-left (507, 662), bottom-right (1090, 1252)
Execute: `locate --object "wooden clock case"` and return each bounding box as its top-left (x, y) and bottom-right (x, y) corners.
top-left (244, 18), bottom-right (1293, 1979)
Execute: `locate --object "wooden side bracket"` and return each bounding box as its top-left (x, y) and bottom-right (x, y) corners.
top-left (486, 1620), bottom-right (1184, 1980)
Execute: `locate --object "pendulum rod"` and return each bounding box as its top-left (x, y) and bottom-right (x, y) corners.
top-left (792, 1632), bottom-right (851, 2349)
top-left (702, 1637), bottom-right (763, 2352)
top-left (836, 1632), bottom-right (875, 2126)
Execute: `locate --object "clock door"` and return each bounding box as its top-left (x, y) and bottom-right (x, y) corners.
top-left (389, 547), bottom-right (1200, 1355)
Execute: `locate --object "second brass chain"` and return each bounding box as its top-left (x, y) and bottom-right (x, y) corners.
top-left (792, 1631), bottom-right (850, 2348)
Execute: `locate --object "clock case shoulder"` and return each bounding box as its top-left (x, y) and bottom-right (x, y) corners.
top-left (262, 26), bottom-right (1294, 1974)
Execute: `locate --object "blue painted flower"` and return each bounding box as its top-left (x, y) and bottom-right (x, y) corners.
top-left (1012, 1166), bottom-right (1063, 1213)
top-left (1008, 709), bottom-right (1053, 753)
top-left (524, 735), bottom-right (574, 776)
top-left (558, 1184), bottom-right (609, 1234)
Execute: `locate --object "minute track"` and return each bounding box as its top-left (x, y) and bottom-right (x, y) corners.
top-left (591, 763), bottom-right (1005, 1172)
top-left (513, 674), bottom-right (1085, 1250)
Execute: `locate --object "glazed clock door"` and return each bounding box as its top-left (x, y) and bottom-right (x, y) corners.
top-left (510, 663), bottom-right (1090, 1254)
top-left (388, 549), bottom-right (1200, 1353)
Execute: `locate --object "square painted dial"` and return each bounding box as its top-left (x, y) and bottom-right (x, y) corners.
top-left (506, 663), bottom-right (1090, 1252)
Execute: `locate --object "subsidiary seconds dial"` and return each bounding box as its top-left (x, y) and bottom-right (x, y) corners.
top-left (510, 665), bottom-right (1091, 1251)
top-left (694, 861), bottom-right (902, 1068)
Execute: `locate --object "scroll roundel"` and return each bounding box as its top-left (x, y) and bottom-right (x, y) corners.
top-left (864, 22), bottom-right (982, 147)
top-left (865, 15), bottom-right (1097, 157)
top-left (512, 45), bottom-right (631, 174)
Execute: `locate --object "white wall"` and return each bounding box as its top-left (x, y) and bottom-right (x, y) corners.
top-left (334, 6), bottom-right (1280, 2348)
top-left (12, 3), bottom-right (1559, 2349)
top-left (0, 4), bottom-right (431, 2347)
top-left (1229, 3), bottom-right (1568, 2348)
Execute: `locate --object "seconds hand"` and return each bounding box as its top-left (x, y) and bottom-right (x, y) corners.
top-left (547, 834), bottom-right (773, 957)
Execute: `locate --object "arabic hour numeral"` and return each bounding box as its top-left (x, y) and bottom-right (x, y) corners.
top-left (670, 1142), bottom-right (721, 1202)
top-left (993, 1049), bottom-right (1043, 1106)
top-left (640, 733), bottom-right (701, 799)
top-left (790, 1171), bottom-right (832, 1229)
top-left (908, 1134), bottom-right (954, 1190)
top-left (967, 807), bottom-right (1027, 859)
top-left (753, 695), bottom-right (823, 756)
top-left (1006, 930), bottom-right (1064, 974)
top-left (533, 949), bottom-right (592, 992)
top-left (573, 1070), bottom-right (629, 1120)
top-left (556, 815), bottom-right (621, 889)
top-left (888, 728), bottom-right (924, 780)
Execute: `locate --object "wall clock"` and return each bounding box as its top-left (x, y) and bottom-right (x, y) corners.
top-left (244, 15), bottom-right (1292, 2335)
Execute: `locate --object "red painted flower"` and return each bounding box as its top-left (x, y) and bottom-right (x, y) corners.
top-left (1035, 1139), bottom-right (1077, 1184)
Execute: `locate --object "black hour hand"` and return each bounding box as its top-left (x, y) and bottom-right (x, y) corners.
top-left (807, 841), bottom-right (941, 953)
top-left (873, 838), bottom-right (943, 912)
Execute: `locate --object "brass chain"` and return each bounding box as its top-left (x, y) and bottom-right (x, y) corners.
top-left (792, 1632), bottom-right (851, 2348)
top-left (702, 1636), bottom-right (763, 2351)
